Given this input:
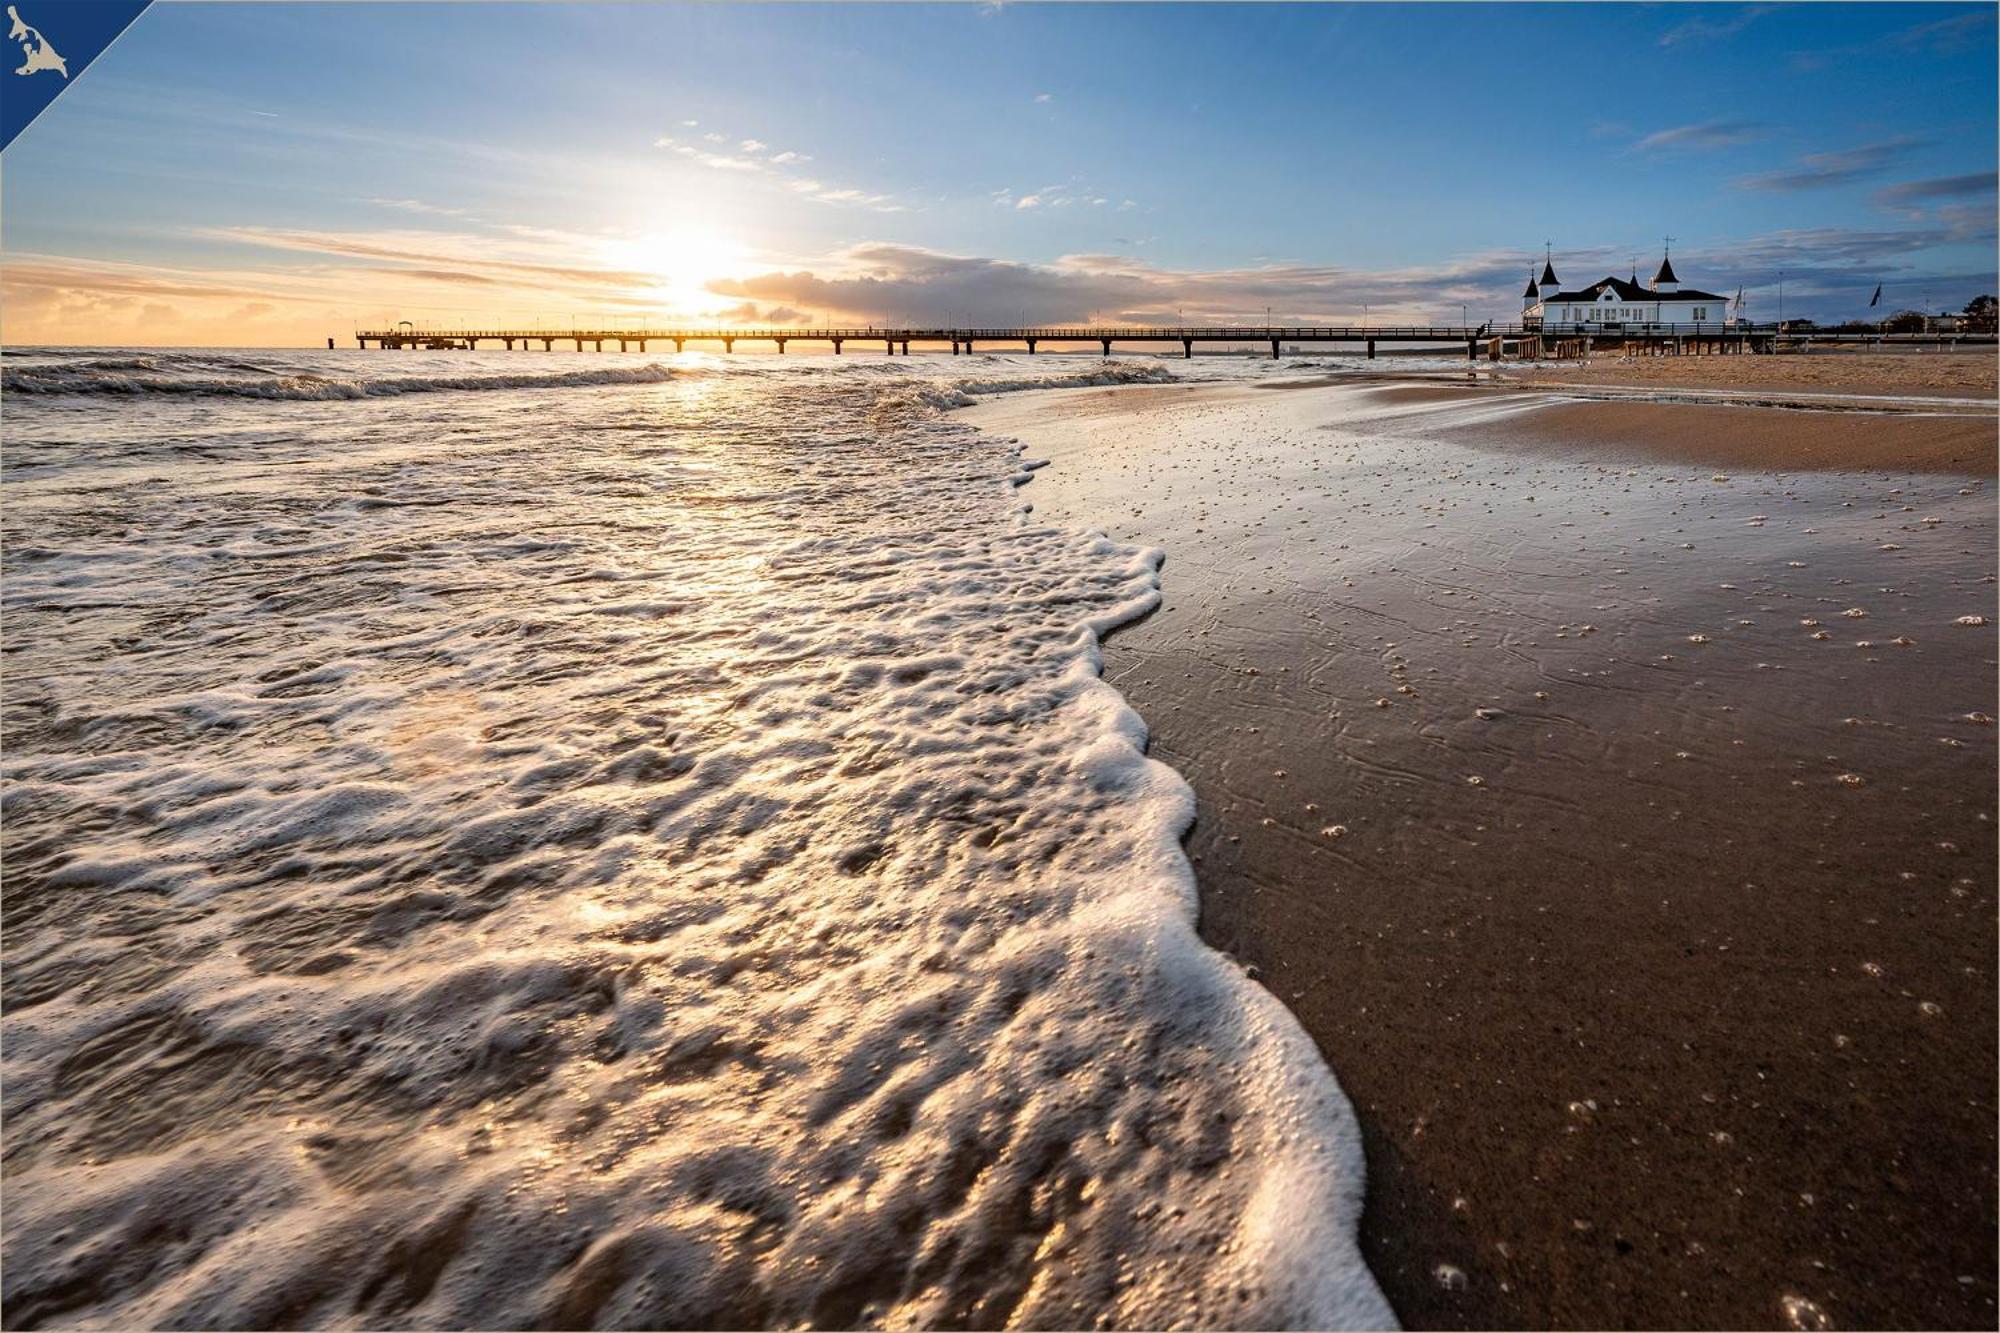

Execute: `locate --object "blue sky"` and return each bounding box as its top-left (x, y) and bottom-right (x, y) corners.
top-left (3, 1), bottom-right (1994, 343)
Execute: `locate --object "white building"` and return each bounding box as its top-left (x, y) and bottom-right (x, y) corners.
top-left (1523, 250), bottom-right (1732, 330)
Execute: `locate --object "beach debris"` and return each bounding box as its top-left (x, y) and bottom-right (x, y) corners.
top-left (1854, 641), bottom-right (1874, 649)
top-left (1835, 773), bottom-right (1866, 787)
top-left (1860, 961), bottom-right (1884, 977)
top-left (1433, 1264), bottom-right (1468, 1292)
top-left (1787, 561), bottom-right (1807, 568)
top-left (1475, 707), bottom-right (1504, 721)
top-left (1320, 825), bottom-right (1349, 840)
top-left (1953, 614), bottom-right (1988, 626)
top-left (1890, 636), bottom-right (1913, 646)
top-left (1811, 631), bottom-right (1830, 641)
top-left (1919, 1001), bottom-right (1942, 1017)
top-left (1374, 697), bottom-right (1390, 708)
top-left (1879, 544), bottom-right (1901, 551)
top-left (1800, 619), bottom-right (1820, 626)
top-left (1966, 712), bottom-right (1993, 725)
top-left (1687, 634), bottom-right (1710, 644)
top-left (1534, 690), bottom-right (1549, 700)
top-left (1841, 608), bottom-right (1868, 618)
top-left (1465, 775), bottom-right (1485, 787)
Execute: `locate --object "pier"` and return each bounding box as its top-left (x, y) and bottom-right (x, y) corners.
top-left (350, 323), bottom-right (1992, 358)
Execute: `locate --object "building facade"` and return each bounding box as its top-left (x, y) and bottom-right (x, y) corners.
top-left (1524, 251), bottom-right (1732, 330)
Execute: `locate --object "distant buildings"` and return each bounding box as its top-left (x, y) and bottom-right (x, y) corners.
top-left (1523, 249), bottom-right (1732, 330)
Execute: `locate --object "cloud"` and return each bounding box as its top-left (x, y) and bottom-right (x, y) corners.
top-left (1790, 9), bottom-right (1993, 71)
top-left (695, 226), bottom-right (1997, 330)
top-left (655, 133), bottom-right (899, 210)
top-left (1033, 92), bottom-right (1053, 103)
top-left (9, 217), bottom-right (1992, 346)
top-left (209, 225), bottom-right (652, 288)
top-left (1893, 10), bottom-right (1996, 54)
top-left (1737, 137), bottom-right (1927, 192)
top-left (1014, 194), bottom-right (1042, 210)
top-left (1632, 120), bottom-right (1764, 154)
top-left (1875, 172), bottom-right (1998, 209)
top-left (1659, 4), bottom-right (1771, 47)
top-left (366, 196), bottom-right (472, 218)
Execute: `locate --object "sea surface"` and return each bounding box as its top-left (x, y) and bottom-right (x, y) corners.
top-left (0, 348), bottom-right (1396, 1329)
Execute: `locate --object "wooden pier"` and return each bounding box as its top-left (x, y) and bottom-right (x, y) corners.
top-left (350, 323), bottom-right (1992, 359)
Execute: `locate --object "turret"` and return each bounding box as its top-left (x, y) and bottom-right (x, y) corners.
top-left (1652, 250), bottom-right (1680, 294)
top-left (1523, 269), bottom-right (1539, 311)
top-left (1539, 248), bottom-right (1559, 295)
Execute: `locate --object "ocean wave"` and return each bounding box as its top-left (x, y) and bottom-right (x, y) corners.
top-left (0, 354), bottom-right (1389, 1329)
top-left (0, 361), bottom-right (677, 400)
top-left (870, 361), bottom-right (1175, 421)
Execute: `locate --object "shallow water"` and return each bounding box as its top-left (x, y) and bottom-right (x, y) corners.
top-left (1, 349), bottom-right (1395, 1329)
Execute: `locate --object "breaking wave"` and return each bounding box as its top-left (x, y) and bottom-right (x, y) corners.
top-left (1, 359), bottom-right (678, 400)
top-left (0, 351), bottom-right (1390, 1330)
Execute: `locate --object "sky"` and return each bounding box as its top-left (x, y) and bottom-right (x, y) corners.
top-left (1, 1), bottom-right (1994, 346)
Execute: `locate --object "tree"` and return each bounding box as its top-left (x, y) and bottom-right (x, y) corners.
top-left (1881, 309), bottom-right (1927, 334)
top-left (1964, 294), bottom-right (1996, 333)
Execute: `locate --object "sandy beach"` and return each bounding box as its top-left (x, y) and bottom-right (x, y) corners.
top-left (1497, 347), bottom-right (1999, 400)
top-left (967, 361), bottom-right (1998, 1330)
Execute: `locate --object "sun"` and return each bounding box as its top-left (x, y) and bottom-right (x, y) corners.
top-left (602, 226), bottom-right (750, 318)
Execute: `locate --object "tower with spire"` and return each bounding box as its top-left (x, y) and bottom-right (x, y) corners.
top-left (1652, 239), bottom-right (1680, 295)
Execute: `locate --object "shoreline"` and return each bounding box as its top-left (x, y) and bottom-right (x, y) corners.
top-left (966, 366), bottom-right (1998, 1329)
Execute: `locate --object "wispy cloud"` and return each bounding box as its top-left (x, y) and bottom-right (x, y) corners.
top-left (1790, 8), bottom-right (1995, 70)
top-left (1632, 120), bottom-right (1765, 154)
top-left (1033, 92), bottom-right (1054, 103)
top-left (1737, 136), bottom-right (1927, 192)
top-left (1874, 172), bottom-right (1999, 231)
top-left (1659, 4), bottom-right (1772, 47)
top-left (366, 196), bottom-right (474, 219)
top-left (993, 181), bottom-right (1118, 211)
top-left (205, 225), bottom-right (653, 290)
top-left (654, 131), bottom-right (899, 211)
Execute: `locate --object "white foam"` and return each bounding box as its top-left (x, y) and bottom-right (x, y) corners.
top-left (1, 352), bottom-right (1391, 1329)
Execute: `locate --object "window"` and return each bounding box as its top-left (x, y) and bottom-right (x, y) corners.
top-left (1693, 308), bottom-right (1708, 321)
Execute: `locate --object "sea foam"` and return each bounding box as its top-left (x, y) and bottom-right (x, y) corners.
top-left (1, 351), bottom-right (1391, 1329)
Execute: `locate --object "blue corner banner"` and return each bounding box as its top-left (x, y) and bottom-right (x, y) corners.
top-left (3, 1), bottom-right (152, 152)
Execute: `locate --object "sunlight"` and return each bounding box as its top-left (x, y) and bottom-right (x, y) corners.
top-left (601, 225), bottom-right (750, 319)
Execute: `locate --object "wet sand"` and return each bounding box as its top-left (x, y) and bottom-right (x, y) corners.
top-left (1498, 347), bottom-right (1998, 401)
top-left (966, 378), bottom-right (1998, 1330)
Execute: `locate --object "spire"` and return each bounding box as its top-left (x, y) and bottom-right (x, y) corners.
top-left (1539, 242), bottom-right (1558, 288)
top-left (1652, 237), bottom-right (1680, 293)
top-left (1523, 269), bottom-right (1540, 300)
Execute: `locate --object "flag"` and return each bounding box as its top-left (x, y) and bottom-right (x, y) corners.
top-left (3, 2), bottom-right (153, 153)
top-left (1869, 283), bottom-right (1883, 308)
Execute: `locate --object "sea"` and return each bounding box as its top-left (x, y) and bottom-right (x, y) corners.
top-left (0, 347), bottom-right (1396, 1329)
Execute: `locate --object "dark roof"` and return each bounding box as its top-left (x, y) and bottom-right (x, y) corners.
top-left (1544, 276), bottom-right (1727, 303)
top-left (1654, 253), bottom-right (1679, 284)
top-left (1540, 259), bottom-right (1559, 285)
top-left (1523, 274), bottom-right (1540, 298)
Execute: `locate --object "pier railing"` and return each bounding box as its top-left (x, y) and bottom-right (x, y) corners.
top-left (349, 322), bottom-right (1991, 357)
